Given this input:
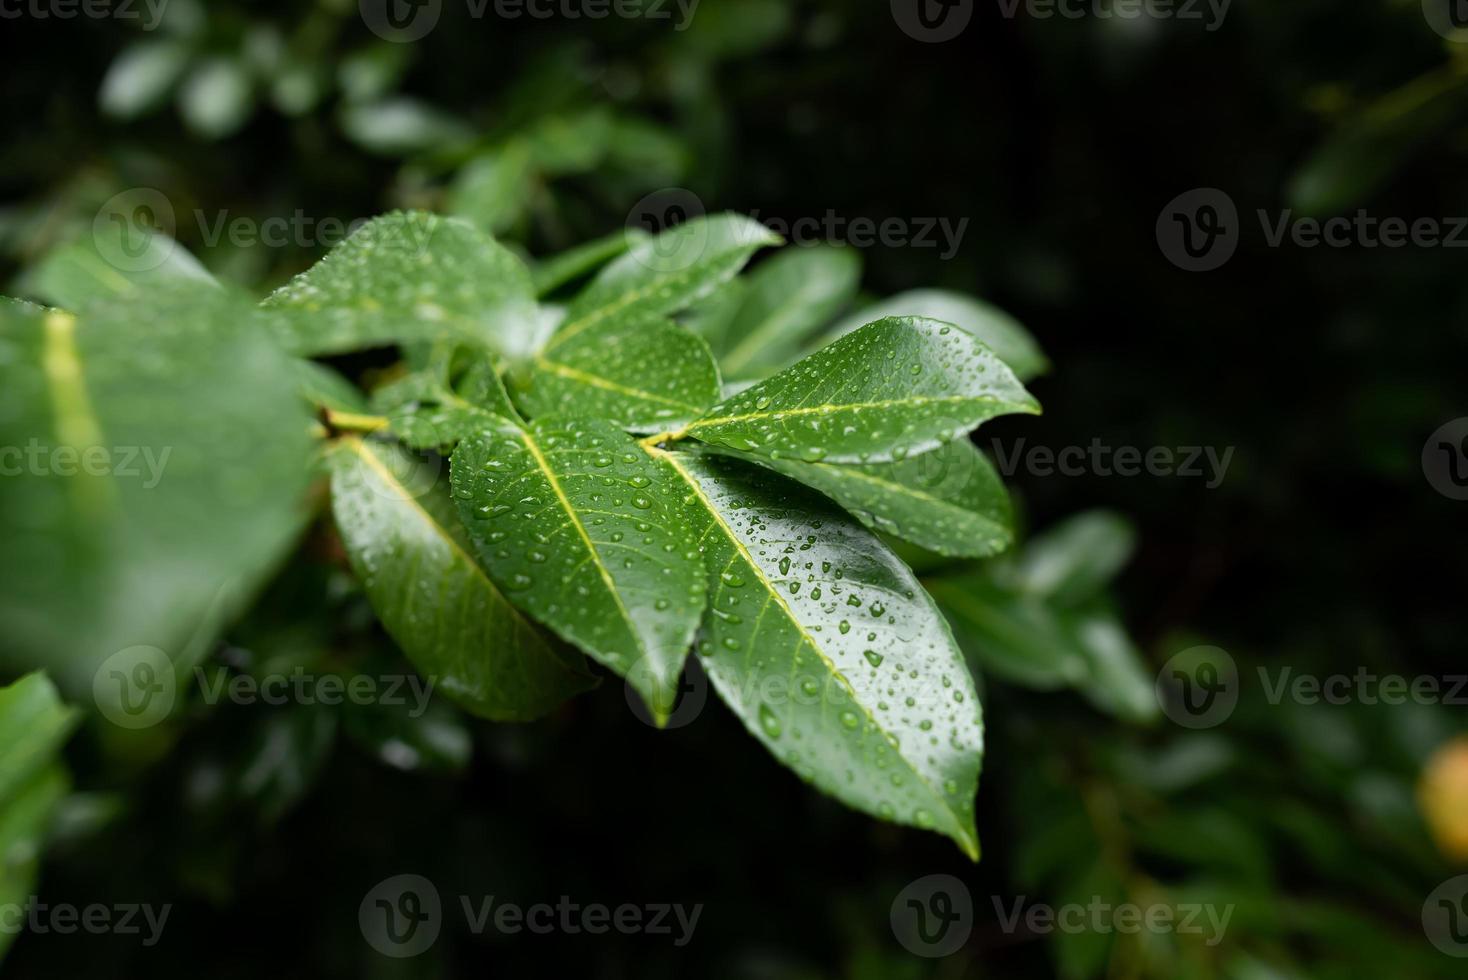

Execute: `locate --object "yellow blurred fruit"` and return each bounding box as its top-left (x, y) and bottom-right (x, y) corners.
top-left (1420, 736), bottom-right (1468, 862)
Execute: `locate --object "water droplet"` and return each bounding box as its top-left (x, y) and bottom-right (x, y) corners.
top-left (863, 650), bottom-right (884, 668)
top-left (758, 704), bottom-right (782, 739)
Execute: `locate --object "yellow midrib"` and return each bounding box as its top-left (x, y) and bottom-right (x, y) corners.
top-left (42, 310), bottom-right (111, 512)
top-left (534, 356), bottom-right (698, 411)
top-left (516, 428), bottom-right (642, 651)
top-left (684, 393), bottom-right (1028, 434)
top-left (653, 447), bottom-right (977, 856)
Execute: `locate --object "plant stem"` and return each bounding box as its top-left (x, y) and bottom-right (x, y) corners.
top-left (322, 410), bottom-right (391, 435)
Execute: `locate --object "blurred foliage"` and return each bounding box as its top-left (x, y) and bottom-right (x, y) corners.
top-left (2, 0), bottom-right (1466, 977)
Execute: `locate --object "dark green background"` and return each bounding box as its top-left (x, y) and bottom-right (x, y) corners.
top-left (2, 0), bottom-right (1464, 976)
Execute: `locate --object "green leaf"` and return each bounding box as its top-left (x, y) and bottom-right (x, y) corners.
top-left (294, 359), bottom-right (367, 413)
top-left (0, 673), bottom-right (77, 803)
top-left (337, 97), bottom-right (473, 156)
top-left (603, 116), bottom-right (690, 182)
top-left (717, 244), bottom-right (861, 380)
top-left (261, 212), bottom-right (539, 358)
top-left (653, 450), bottom-right (984, 858)
top-left (447, 141), bottom-right (535, 235)
top-left (524, 108), bottom-right (613, 175)
top-left (532, 229), bottom-right (644, 298)
top-left (1003, 510), bottom-right (1135, 605)
top-left (451, 417), bottom-right (705, 721)
top-left (0, 766), bottom-right (68, 965)
top-left (330, 438), bottom-right (594, 721)
top-left (825, 290), bottom-right (1049, 381)
top-left (371, 354), bottom-right (519, 450)
top-left (683, 316), bottom-right (1040, 464)
top-left (1287, 67), bottom-right (1468, 217)
top-left (99, 40), bottom-right (191, 119)
top-left (517, 316), bottom-right (721, 432)
top-left (29, 234), bottom-right (217, 311)
top-left (679, 275), bottom-right (747, 347)
top-left (0, 673), bottom-right (77, 963)
top-left (1062, 602), bottom-right (1158, 723)
top-left (178, 56), bottom-right (255, 140)
top-left (0, 289), bottom-right (314, 701)
top-left (699, 440), bottom-right (1013, 558)
top-left (552, 213), bottom-right (780, 347)
top-left (925, 576), bottom-right (1089, 690)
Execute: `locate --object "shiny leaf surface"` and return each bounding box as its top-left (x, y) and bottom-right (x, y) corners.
top-left (330, 438), bottom-right (593, 721)
top-left (451, 417), bottom-right (705, 720)
top-left (683, 316), bottom-right (1040, 464)
top-left (655, 450), bottom-right (984, 857)
top-left (699, 439), bottom-right (1013, 558)
top-left (262, 211), bottom-right (539, 358)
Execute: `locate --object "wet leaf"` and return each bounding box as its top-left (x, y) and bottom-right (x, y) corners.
top-left (451, 417), bottom-right (705, 721)
top-left (698, 440), bottom-right (1013, 558)
top-left (655, 450), bottom-right (984, 858)
top-left (262, 211), bottom-right (538, 358)
top-left (329, 438), bottom-right (593, 721)
top-left (683, 316), bottom-right (1039, 464)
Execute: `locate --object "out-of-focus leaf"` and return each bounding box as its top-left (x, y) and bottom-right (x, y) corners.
top-left (338, 97), bottom-right (472, 156)
top-left (825, 289), bottom-right (1048, 381)
top-left (717, 244), bottom-right (861, 380)
top-left (0, 289), bottom-right (314, 701)
top-left (99, 40), bottom-right (191, 119)
top-left (1288, 67), bottom-right (1468, 216)
top-left (1004, 510), bottom-right (1135, 606)
top-left (532, 229), bottom-right (644, 298)
top-left (555, 213), bottom-right (780, 343)
top-left (178, 56), bottom-right (255, 140)
top-left (447, 141), bottom-right (535, 235)
top-left (29, 234), bottom-right (217, 312)
top-left (261, 212), bottom-right (539, 358)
